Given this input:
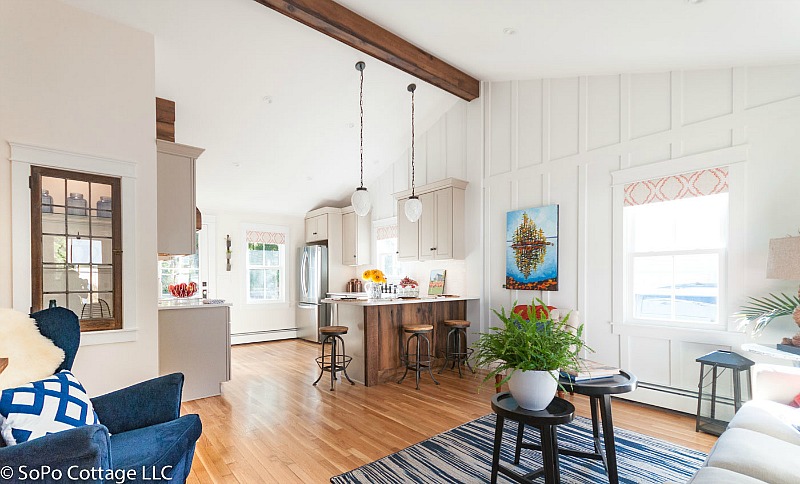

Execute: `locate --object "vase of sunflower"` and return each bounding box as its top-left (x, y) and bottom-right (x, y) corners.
top-left (362, 269), bottom-right (387, 300)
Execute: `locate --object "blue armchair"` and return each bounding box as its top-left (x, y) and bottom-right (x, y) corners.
top-left (0, 307), bottom-right (202, 483)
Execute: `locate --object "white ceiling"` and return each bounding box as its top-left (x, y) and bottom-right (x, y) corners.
top-left (62, 0), bottom-right (800, 215)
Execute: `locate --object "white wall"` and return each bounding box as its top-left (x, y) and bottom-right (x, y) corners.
top-left (0, 0), bottom-right (158, 395)
top-left (367, 64), bottom-right (800, 412)
top-left (207, 210), bottom-right (305, 343)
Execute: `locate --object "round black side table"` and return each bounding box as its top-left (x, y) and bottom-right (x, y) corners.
top-left (491, 392), bottom-right (575, 484)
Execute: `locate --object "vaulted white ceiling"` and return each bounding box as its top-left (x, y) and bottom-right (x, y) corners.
top-left (62, 0), bottom-right (800, 215)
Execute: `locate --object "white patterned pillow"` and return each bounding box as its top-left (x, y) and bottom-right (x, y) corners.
top-left (0, 370), bottom-right (99, 445)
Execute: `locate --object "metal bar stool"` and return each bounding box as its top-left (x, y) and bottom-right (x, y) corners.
top-left (439, 319), bottom-right (475, 377)
top-left (313, 326), bottom-right (355, 391)
top-left (398, 324), bottom-right (440, 390)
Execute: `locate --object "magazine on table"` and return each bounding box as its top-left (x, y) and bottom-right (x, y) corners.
top-left (560, 359), bottom-right (620, 382)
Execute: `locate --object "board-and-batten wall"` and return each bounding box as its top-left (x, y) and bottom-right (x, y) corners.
top-left (368, 63), bottom-right (800, 413)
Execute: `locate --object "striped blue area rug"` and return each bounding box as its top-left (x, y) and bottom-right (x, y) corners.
top-left (331, 414), bottom-right (706, 483)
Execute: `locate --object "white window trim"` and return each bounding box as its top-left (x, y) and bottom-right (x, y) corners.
top-left (372, 217), bottom-right (400, 281)
top-left (611, 145), bottom-right (748, 335)
top-left (9, 142), bottom-right (139, 346)
top-left (243, 223), bottom-right (289, 306)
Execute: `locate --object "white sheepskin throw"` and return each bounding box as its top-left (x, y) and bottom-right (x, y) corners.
top-left (0, 308), bottom-right (65, 390)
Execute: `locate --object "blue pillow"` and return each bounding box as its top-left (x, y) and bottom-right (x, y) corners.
top-left (0, 370), bottom-right (99, 445)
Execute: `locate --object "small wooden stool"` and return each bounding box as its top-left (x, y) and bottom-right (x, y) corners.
top-left (439, 320), bottom-right (475, 378)
top-left (398, 324), bottom-right (439, 390)
top-left (313, 326), bottom-right (355, 391)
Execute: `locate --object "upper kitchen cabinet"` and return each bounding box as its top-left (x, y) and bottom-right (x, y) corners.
top-left (305, 213), bottom-right (328, 243)
top-left (394, 178), bottom-right (467, 261)
top-left (396, 198), bottom-right (419, 262)
top-left (157, 140), bottom-right (204, 255)
top-left (341, 206), bottom-right (370, 266)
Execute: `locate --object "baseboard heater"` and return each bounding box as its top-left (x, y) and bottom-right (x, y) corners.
top-left (231, 328), bottom-right (298, 345)
top-left (637, 382), bottom-right (736, 407)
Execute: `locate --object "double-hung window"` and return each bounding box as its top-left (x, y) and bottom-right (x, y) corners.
top-left (375, 223), bottom-right (401, 280)
top-left (246, 228), bottom-right (287, 303)
top-left (623, 168), bottom-right (729, 327)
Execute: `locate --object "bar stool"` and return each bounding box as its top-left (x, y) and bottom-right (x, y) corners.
top-left (439, 320), bottom-right (475, 377)
top-left (398, 325), bottom-right (440, 390)
top-left (313, 326), bottom-right (355, 391)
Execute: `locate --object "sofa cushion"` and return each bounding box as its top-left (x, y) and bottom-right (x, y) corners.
top-left (705, 428), bottom-right (800, 484)
top-left (728, 400), bottom-right (800, 445)
top-left (110, 414), bottom-right (201, 475)
top-left (690, 466), bottom-right (768, 483)
top-left (0, 370), bottom-right (98, 445)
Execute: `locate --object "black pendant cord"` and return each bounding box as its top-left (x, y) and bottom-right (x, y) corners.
top-left (410, 85), bottom-right (416, 197)
top-left (359, 66), bottom-right (364, 189)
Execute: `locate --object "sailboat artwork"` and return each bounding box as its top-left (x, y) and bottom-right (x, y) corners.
top-left (505, 205), bottom-right (559, 291)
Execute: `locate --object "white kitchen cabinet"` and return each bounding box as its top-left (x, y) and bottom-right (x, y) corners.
top-left (394, 178), bottom-right (467, 261)
top-left (158, 303), bottom-right (231, 401)
top-left (305, 213), bottom-right (328, 242)
top-left (157, 140), bottom-right (204, 255)
top-left (397, 198), bottom-right (419, 261)
top-left (341, 207), bottom-right (370, 266)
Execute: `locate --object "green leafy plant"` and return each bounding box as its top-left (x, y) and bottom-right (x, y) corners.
top-left (736, 292), bottom-right (800, 335)
top-left (473, 299), bottom-right (590, 388)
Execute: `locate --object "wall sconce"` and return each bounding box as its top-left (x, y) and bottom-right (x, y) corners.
top-left (226, 235), bottom-right (232, 271)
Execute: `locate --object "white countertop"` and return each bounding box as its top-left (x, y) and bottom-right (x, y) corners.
top-left (321, 296), bottom-right (478, 306)
top-left (158, 300), bottom-right (232, 310)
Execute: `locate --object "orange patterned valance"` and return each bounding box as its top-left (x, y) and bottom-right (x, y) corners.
top-left (376, 225), bottom-right (398, 240)
top-left (624, 167), bottom-right (728, 207)
top-left (246, 230), bottom-right (286, 245)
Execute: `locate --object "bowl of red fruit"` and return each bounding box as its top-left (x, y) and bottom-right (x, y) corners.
top-left (169, 282), bottom-right (198, 298)
top-left (398, 277), bottom-right (419, 298)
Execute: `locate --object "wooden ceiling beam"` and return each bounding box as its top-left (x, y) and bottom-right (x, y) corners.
top-left (253, 0), bottom-right (480, 101)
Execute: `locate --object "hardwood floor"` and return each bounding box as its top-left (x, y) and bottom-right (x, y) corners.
top-left (182, 339), bottom-right (717, 483)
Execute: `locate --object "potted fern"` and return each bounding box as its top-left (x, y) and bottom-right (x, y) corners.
top-left (473, 299), bottom-right (588, 410)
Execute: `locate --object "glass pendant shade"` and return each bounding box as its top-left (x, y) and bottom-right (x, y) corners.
top-left (351, 187), bottom-right (371, 216)
top-left (405, 196), bottom-right (422, 223)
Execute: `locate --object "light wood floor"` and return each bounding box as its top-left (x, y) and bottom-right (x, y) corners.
top-left (182, 339), bottom-right (717, 483)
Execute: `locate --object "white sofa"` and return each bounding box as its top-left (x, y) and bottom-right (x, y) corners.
top-left (689, 364), bottom-right (800, 483)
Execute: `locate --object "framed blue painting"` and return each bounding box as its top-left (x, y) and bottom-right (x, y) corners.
top-left (505, 205), bottom-right (559, 291)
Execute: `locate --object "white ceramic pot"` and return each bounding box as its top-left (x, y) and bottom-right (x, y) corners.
top-left (507, 369), bottom-right (558, 411)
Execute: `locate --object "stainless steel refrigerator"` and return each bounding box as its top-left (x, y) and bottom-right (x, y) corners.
top-left (296, 245), bottom-right (329, 342)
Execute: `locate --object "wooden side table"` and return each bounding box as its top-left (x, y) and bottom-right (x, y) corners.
top-left (0, 358), bottom-right (8, 374)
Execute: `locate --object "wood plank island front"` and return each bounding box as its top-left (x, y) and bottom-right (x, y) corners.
top-left (321, 297), bottom-right (479, 386)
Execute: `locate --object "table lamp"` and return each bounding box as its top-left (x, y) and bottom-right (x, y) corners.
top-left (766, 236), bottom-right (800, 344)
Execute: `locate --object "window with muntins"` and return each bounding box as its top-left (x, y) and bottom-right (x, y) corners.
top-left (376, 224), bottom-right (401, 279)
top-left (31, 166), bottom-right (122, 331)
top-left (623, 168), bottom-right (729, 326)
top-left (246, 229), bottom-right (286, 303)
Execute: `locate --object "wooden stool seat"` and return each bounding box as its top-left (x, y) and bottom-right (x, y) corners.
top-left (403, 324), bottom-right (433, 333)
top-left (444, 319), bottom-right (471, 328)
top-left (320, 325), bottom-right (349, 335)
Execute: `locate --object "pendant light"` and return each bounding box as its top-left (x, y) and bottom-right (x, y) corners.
top-left (404, 83), bottom-right (423, 223)
top-left (350, 61), bottom-right (371, 217)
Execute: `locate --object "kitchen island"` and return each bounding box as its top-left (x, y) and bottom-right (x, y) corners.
top-left (321, 296), bottom-right (479, 386)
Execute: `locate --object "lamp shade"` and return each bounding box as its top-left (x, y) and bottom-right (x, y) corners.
top-left (351, 187), bottom-right (371, 217)
top-left (766, 236), bottom-right (800, 280)
top-left (404, 196), bottom-right (422, 223)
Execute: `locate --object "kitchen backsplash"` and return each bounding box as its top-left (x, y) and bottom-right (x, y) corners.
top-left (356, 259), bottom-right (467, 296)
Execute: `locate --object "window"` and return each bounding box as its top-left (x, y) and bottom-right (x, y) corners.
top-left (246, 229), bottom-right (286, 303)
top-left (31, 166), bottom-right (122, 331)
top-left (623, 168), bottom-right (728, 326)
top-left (375, 224), bottom-right (401, 279)
top-left (159, 233), bottom-right (200, 298)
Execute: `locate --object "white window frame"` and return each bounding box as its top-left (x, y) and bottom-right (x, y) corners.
top-left (372, 217), bottom-right (402, 282)
top-left (611, 145), bottom-right (749, 334)
top-left (623, 205), bottom-right (729, 330)
top-left (243, 224), bottom-right (288, 305)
